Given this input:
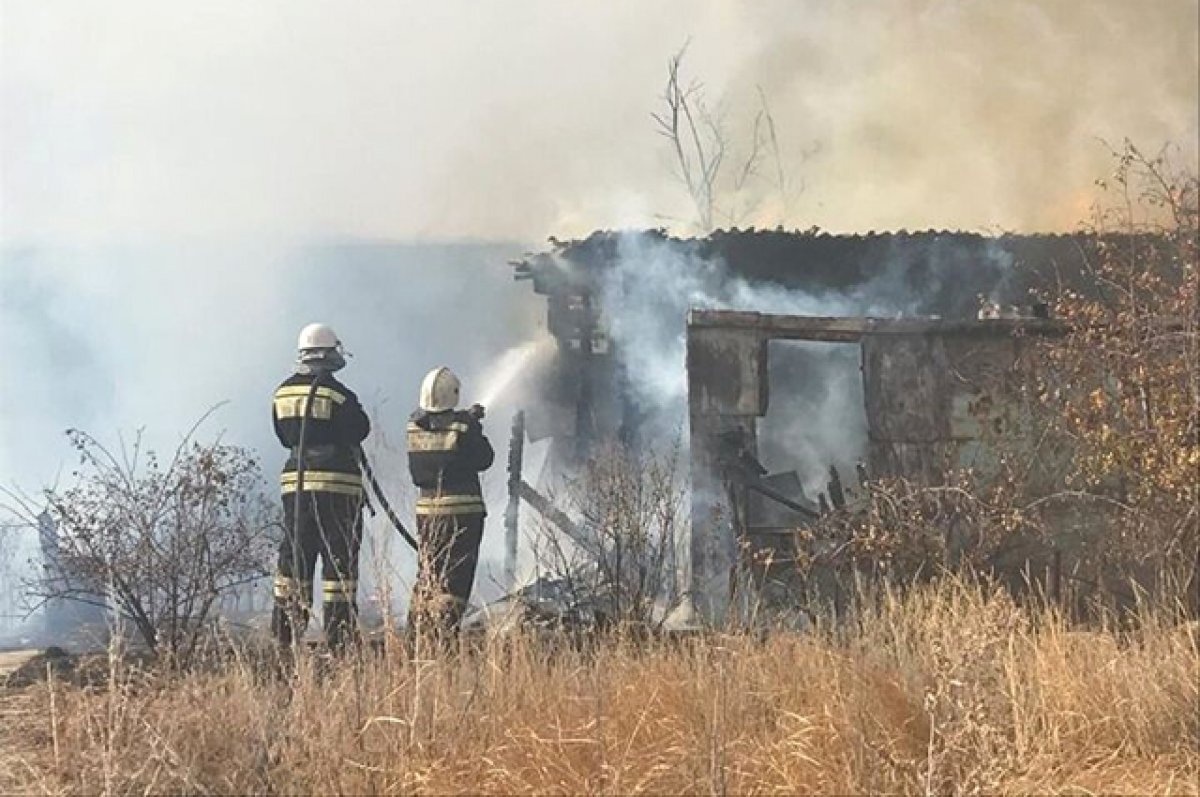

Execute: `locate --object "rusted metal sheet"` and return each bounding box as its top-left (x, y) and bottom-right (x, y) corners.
top-left (863, 324), bottom-right (1055, 483)
top-left (869, 441), bottom-right (963, 485)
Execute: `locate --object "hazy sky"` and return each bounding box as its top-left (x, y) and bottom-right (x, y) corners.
top-left (3, 0), bottom-right (1197, 244)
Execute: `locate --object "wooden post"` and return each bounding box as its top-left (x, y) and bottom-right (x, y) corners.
top-left (574, 293), bottom-right (596, 462)
top-left (504, 410), bottom-right (526, 593)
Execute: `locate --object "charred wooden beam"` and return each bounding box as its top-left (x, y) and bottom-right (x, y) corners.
top-left (687, 309), bottom-right (1071, 341)
top-left (688, 309), bottom-right (869, 341)
top-left (574, 293), bottom-right (598, 460)
top-left (828, 465), bottom-right (846, 510)
top-left (744, 480), bottom-right (821, 520)
top-left (517, 480), bottom-right (593, 553)
top-left (504, 410), bottom-right (526, 591)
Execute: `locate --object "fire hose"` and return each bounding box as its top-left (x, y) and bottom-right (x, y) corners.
top-left (291, 376), bottom-right (321, 558)
top-left (357, 447), bottom-right (419, 552)
top-left (363, 403), bottom-right (485, 552)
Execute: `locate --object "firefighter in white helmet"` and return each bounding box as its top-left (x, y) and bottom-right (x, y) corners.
top-left (270, 323), bottom-right (370, 653)
top-left (406, 366), bottom-right (494, 639)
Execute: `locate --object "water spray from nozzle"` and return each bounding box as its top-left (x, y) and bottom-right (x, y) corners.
top-left (472, 338), bottom-right (555, 409)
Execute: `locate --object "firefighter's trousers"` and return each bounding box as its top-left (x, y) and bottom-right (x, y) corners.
top-left (407, 512), bottom-right (484, 639)
top-left (272, 490), bottom-right (363, 652)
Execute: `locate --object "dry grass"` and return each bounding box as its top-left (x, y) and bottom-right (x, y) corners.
top-left (1, 581), bottom-right (1196, 796)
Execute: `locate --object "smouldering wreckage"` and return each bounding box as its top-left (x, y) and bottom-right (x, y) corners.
top-left (471, 228), bottom-right (1112, 631)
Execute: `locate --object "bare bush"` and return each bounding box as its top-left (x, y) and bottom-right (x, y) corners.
top-left (4, 422), bottom-right (278, 663)
top-left (531, 442), bottom-right (686, 631)
top-left (653, 43), bottom-right (805, 232)
top-left (1040, 141), bottom-right (1199, 598)
top-left (796, 143), bottom-right (1199, 617)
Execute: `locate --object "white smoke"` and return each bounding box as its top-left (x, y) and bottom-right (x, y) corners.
top-left (3, 1), bottom-right (1196, 245)
top-left (595, 231), bottom-right (1015, 492)
top-left (600, 233), bottom-right (924, 410)
top-left (0, 241), bottom-right (543, 642)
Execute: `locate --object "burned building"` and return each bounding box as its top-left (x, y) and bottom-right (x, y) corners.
top-left (503, 228), bottom-right (1126, 625)
top-left (683, 310), bottom-right (1067, 623)
top-left (510, 228), bottom-right (1097, 466)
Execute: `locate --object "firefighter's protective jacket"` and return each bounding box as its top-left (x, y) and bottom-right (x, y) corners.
top-left (272, 373), bottom-right (370, 496)
top-left (407, 409), bottom-right (494, 516)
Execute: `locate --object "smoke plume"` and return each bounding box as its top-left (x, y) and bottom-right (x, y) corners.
top-left (3, 1), bottom-right (1196, 243)
top-left (596, 232), bottom-right (1021, 493)
top-left (0, 243), bottom-right (543, 640)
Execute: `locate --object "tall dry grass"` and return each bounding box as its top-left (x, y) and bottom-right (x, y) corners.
top-left (1, 579), bottom-right (1195, 795)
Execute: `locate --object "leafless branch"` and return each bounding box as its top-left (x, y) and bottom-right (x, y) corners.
top-left (7, 414), bottom-right (277, 665)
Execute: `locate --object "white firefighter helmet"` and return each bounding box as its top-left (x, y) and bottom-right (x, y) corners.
top-left (419, 366), bottom-right (460, 412)
top-left (297, 322), bottom-right (340, 351)
top-left (296, 322), bottom-right (346, 370)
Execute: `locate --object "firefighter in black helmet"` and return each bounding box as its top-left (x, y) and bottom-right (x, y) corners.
top-left (406, 366), bottom-right (494, 639)
top-left (271, 323), bottom-right (370, 653)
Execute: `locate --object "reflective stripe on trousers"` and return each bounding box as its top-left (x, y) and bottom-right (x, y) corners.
top-left (280, 470), bottom-right (363, 497)
top-left (415, 494), bottom-right (485, 515)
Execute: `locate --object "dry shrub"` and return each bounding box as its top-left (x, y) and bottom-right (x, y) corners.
top-left (1, 578), bottom-right (1195, 795)
top-left (531, 442), bottom-right (686, 630)
top-left (1038, 142), bottom-right (1198, 596)
top-left (800, 143), bottom-right (1198, 618)
top-left (3, 420), bottom-right (277, 665)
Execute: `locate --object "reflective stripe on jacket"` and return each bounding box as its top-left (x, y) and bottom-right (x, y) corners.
top-left (406, 420), bottom-right (470, 452)
top-left (273, 372), bottom-right (370, 491)
top-left (407, 409), bottom-right (494, 516)
top-left (273, 385), bottom-right (347, 421)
